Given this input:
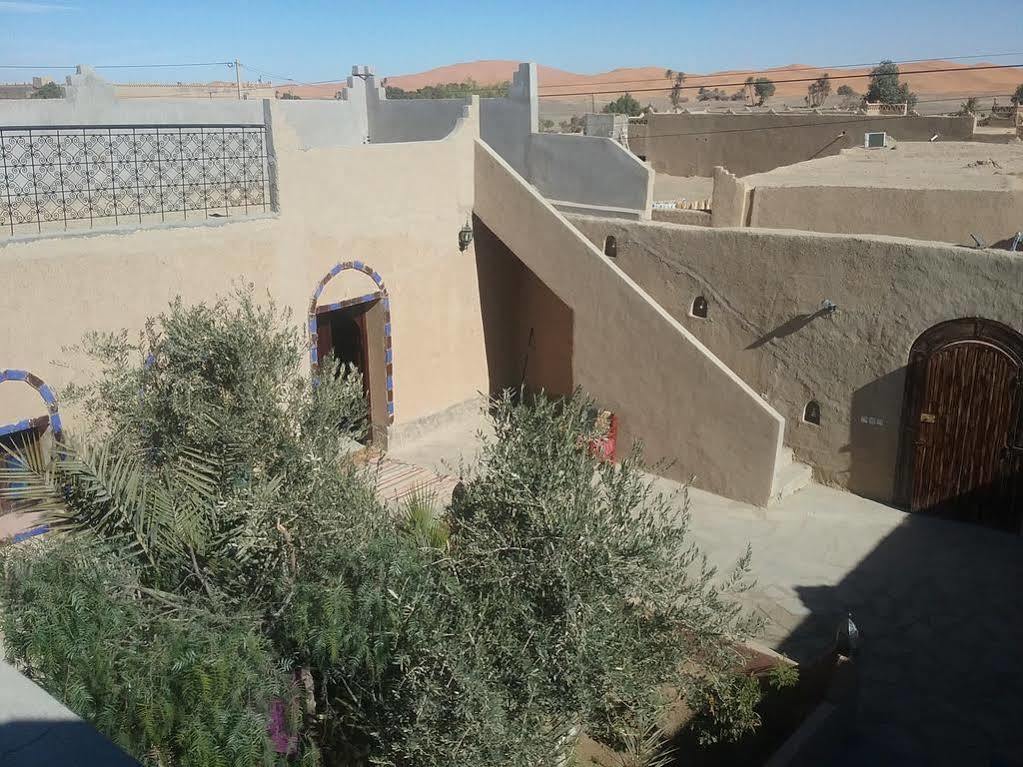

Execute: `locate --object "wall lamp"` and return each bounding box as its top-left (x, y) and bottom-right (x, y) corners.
top-left (820, 299), bottom-right (838, 316)
top-left (458, 221), bottom-right (474, 252)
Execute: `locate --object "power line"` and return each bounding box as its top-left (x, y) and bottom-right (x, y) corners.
top-left (538, 62), bottom-right (1023, 98)
top-left (0, 61), bottom-right (233, 70)
top-left (539, 51), bottom-right (1023, 89)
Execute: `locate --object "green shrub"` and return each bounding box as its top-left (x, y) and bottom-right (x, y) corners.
top-left (1, 290), bottom-right (765, 767)
top-left (1, 537), bottom-right (294, 767)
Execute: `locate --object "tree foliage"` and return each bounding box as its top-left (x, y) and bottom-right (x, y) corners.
top-left (30, 81), bottom-right (65, 99)
top-left (1011, 83), bottom-right (1023, 106)
top-left (865, 60), bottom-right (917, 108)
top-left (384, 78), bottom-right (509, 100)
top-left (745, 77), bottom-right (775, 106)
top-left (806, 73), bottom-right (831, 107)
top-left (665, 69), bottom-right (686, 111)
top-left (1, 290), bottom-right (765, 766)
top-left (957, 97), bottom-right (979, 116)
top-left (602, 92), bottom-right (643, 116)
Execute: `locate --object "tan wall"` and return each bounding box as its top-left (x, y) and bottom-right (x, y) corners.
top-left (474, 139), bottom-right (784, 506)
top-left (631, 112), bottom-right (975, 177)
top-left (569, 216), bottom-right (1023, 504)
top-left (0, 105), bottom-right (489, 434)
top-left (473, 219), bottom-right (574, 399)
top-left (748, 185), bottom-right (1023, 249)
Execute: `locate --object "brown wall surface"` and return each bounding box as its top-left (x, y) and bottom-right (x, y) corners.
top-left (569, 216), bottom-right (1023, 504)
top-left (0, 104), bottom-right (489, 435)
top-left (748, 185), bottom-right (1023, 249)
top-left (630, 112), bottom-right (975, 176)
top-left (474, 139), bottom-right (784, 506)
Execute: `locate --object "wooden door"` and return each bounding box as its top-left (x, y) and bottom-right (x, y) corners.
top-left (898, 319), bottom-right (1023, 532)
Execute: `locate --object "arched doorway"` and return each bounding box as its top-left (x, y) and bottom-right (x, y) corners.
top-left (895, 318), bottom-right (1023, 532)
top-left (308, 261), bottom-right (393, 444)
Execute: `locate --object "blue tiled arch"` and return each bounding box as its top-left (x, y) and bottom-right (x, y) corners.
top-left (308, 261), bottom-right (394, 423)
top-left (0, 368), bottom-right (63, 439)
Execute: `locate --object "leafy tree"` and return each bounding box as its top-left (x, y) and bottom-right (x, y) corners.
top-left (385, 78), bottom-right (509, 100)
top-left (865, 60), bottom-right (917, 108)
top-left (1012, 83), bottom-right (1023, 105)
top-left (698, 86), bottom-right (728, 102)
top-left (665, 69), bottom-right (686, 111)
top-left (806, 73), bottom-right (831, 107)
top-left (539, 118), bottom-right (556, 132)
top-left (30, 81), bottom-right (64, 99)
top-left (745, 77), bottom-right (776, 106)
top-left (602, 92), bottom-right (643, 116)
top-left (836, 84), bottom-right (856, 96)
top-left (280, 91), bottom-right (301, 100)
top-left (958, 97), bottom-right (979, 116)
top-left (2, 291), bottom-right (767, 766)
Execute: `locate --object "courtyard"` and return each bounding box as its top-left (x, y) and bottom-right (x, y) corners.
top-left (390, 403), bottom-right (1023, 766)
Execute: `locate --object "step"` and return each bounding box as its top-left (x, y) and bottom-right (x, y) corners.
top-left (770, 451), bottom-right (813, 505)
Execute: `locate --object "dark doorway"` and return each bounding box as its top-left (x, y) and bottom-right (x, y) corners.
top-left (316, 299), bottom-right (388, 442)
top-left (896, 318), bottom-right (1023, 532)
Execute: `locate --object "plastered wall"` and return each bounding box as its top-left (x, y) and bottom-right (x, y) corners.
top-left (747, 185), bottom-right (1023, 249)
top-left (0, 102), bottom-right (490, 435)
top-left (474, 139), bottom-right (784, 505)
top-left (479, 64), bottom-right (653, 217)
top-left (631, 112), bottom-right (975, 177)
top-left (569, 216), bottom-right (1023, 504)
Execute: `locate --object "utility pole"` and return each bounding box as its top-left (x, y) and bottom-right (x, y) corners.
top-left (234, 59), bottom-right (242, 100)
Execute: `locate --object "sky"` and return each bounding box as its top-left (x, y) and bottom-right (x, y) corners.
top-left (1, 0), bottom-right (1022, 84)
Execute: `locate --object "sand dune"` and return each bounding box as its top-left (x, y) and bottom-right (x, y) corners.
top-left (277, 58), bottom-right (1023, 102)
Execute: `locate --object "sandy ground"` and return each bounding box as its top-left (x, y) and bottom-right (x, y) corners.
top-left (652, 173), bottom-right (714, 202)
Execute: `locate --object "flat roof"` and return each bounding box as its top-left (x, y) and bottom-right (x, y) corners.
top-left (742, 141), bottom-right (1023, 192)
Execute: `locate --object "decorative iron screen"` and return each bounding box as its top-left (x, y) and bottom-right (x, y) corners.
top-left (0, 124), bottom-right (274, 236)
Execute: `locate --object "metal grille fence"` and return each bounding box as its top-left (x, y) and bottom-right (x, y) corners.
top-left (0, 124), bottom-right (274, 236)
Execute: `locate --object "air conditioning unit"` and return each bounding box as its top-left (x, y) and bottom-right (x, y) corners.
top-left (864, 131), bottom-right (888, 149)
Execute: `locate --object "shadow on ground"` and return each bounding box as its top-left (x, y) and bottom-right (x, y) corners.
top-left (777, 512), bottom-right (1023, 766)
top-left (0, 720), bottom-right (140, 766)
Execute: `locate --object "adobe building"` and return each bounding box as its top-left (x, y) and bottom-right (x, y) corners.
top-left (1, 64), bottom-right (1021, 534)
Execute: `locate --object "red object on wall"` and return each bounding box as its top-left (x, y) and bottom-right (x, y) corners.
top-left (587, 413), bottom-right (618, 462)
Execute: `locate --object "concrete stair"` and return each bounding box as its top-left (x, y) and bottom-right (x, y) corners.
top-left (770, 447), bottom-right (813, 505)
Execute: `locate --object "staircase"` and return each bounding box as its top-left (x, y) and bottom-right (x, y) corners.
top-left (472, 137), bottom-right (787, 506)
top-left (770, 447), bottom-right (813, 505)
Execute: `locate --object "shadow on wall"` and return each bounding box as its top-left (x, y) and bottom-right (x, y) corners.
top-left (843, 368), bottom-right (907, 503)
top-left (472, 215), bottom-right (574, 399)
top-left (776, 512), bottom-right (1023, 766)
top-left (0, 720), bottom-right (141, 766)
top-left (746, 309), bottom-right (830, 350)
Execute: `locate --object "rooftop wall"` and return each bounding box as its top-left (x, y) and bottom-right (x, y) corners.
top-left (631, 111), bottom-right (975, 177)
top-left (748, 184), bottom-right (1023, 249)
top-left (480, 64), bottom-right (653, 218)
top-left (568, 216), bottom-right (1023, 504)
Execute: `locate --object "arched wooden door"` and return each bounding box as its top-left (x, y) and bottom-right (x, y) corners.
top-left (896, 318), bottom-right (1023, 532)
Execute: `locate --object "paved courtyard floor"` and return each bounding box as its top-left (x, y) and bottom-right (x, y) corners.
top-left (390, 405), bottom-right (1023, 767)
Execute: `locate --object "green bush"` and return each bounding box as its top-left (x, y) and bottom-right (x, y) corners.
top-left (1, 290), bottom-right (764, 766)
top-left (1, 537), bottom-right (294, 767)
top-left (865, 60), bottom-right (917, 108)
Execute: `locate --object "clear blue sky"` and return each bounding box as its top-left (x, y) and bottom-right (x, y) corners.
top-left (1, 0), bottom-right (1022, 84)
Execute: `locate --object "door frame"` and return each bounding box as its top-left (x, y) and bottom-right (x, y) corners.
top-left (894, 317), bottom-right (1023, 510)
